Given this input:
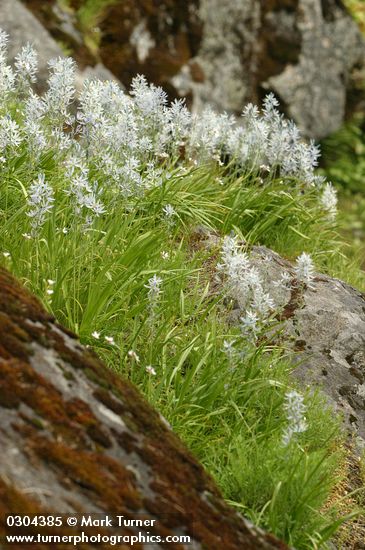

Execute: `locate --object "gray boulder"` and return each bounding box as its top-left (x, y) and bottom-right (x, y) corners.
top-left (242, 244), bottom-right (365, 451)
top-left (249, 245), bottom-right (365, 450)
top-left (266, 0), bottom-right (365, 139)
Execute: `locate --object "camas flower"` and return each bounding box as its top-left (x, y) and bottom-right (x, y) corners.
top-left (43, 57), bottom-right (76, 124)
top-left (240, 310), bottom-right (259, 338)
top-left (320, 182), bottom-right (337, 219)
top-left (145, 274), bottom-right (162, 300)
top-left (145, 274), bottom-right (163, 323)
top-left (219, 235), bottom-right (275, 321)
top-left (282, 390), bottom-right (307, 446)
top-left (273, 271), bottom-right (292, 290)
top-left (0, 116), bottom-right (22, 150)
top-left (0, 30), bottom-right (15, 101)
top-left (294, 252), bottom-right (315, 287)
top-left (27, 173), bottom-right (55, 235)
top-left (0, 27), bottom-right (339, 243)
top-left (162, 204), bottom-right (177, 223)
top-left (130, 74), bottom-right (168, 118)
top-left (0, 29), bottom-right (9, 65)
top-left (14, 43), bottom-right (38, 88)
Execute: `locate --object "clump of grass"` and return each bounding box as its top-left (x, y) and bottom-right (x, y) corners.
top-left (0, 28), bottom-right (363, 548)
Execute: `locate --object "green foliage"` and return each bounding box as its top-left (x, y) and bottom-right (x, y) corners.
top-left (1, 27), bottom-right (364, 546)
top-left (321, 116), bottom-right (365, 276)
top-left (344, 0), bottom-right (365, 33)
top-left (72, 0), bottom-right (118, 53)
top-left (1, 142), bottom-right (361, 547)
top-left (321, 115), bottom-right (365, 194)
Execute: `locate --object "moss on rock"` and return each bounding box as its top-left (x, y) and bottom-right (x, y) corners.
top-left (0, 267), bottom-right (287, 549)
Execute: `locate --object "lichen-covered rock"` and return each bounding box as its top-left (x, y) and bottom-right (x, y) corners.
top-left (16, 0), bottom-right (365, 137)
top-left (95, 0), bottom-right (365, 138)
top-left (96, 0), bottom-right (202, 103)
top-left (188, 0), bottom-right (365, 138)
top-left (0, 268), bottom-right (288, 550)
top-left (19, 0), bottom-right (94, 67)
top-left (263, 0), bottom-right (365, 139)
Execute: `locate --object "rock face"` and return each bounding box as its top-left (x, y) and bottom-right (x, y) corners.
top-left (98, 0), bottom-right (365, 138)
top-left (261, 0), bottom-right (365, 139)
top-left (18, 0), bottom-right (365, 138)
top-left (97, 0), bottom-right (202, 103)
top-left (187, 0), bottom-right (365, 138)
top-left (0, 268), bottom-right (288, 550)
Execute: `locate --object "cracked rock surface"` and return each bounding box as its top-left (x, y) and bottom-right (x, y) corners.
top-left (0, 268), bottom-right (288, 550)
top-left (93, 0), bottom-right (365, 138)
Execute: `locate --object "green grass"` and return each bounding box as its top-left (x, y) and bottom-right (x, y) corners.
top-left (0, 3), bottom-right (362, 545)
top-left (71, 0), bottom-right (118, 54)
top-left (345, 0), bottom-right (365, 33)
top-left (320, 0), bottom-right (365, 275)
top-left (321, 116), bottom-right (365, 276)
top-left (1, 141), bottom-right (363, 548)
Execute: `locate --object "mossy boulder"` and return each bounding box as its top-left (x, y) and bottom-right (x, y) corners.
top-left (0, 268), bottom-right (288, 549)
